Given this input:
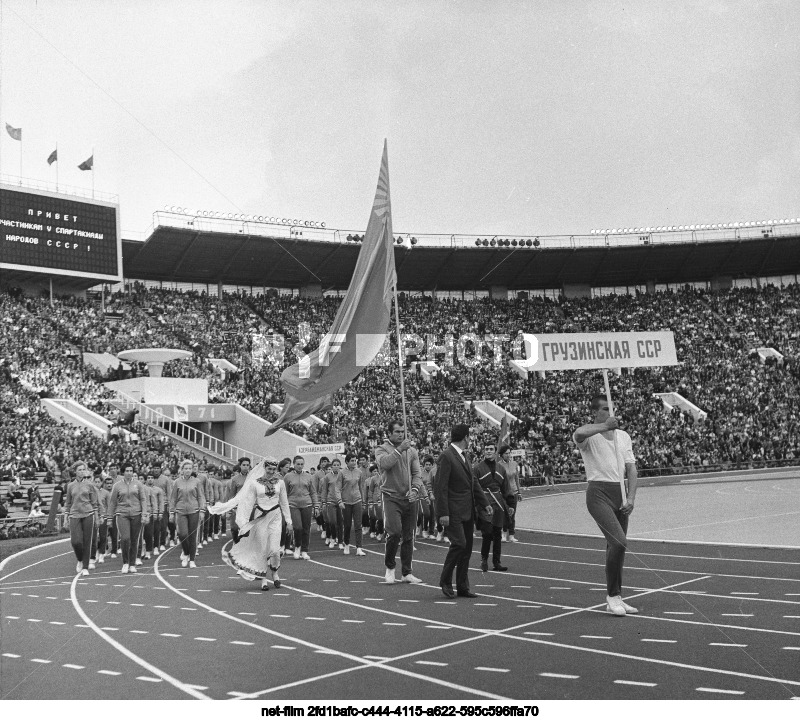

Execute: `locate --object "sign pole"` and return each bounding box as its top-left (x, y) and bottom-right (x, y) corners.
top-left (602, 368), bottom-right (627, 505)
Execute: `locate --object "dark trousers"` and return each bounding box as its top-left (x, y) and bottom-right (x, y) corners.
top-left (142, 517), bottom-right (155, 554)
top-left (368, 503), bottom-right (384, 535)
top-left (155, 507), bottom-right (168, 547)
top-left (480, 525), bottom-right (503, 565)
top-left (115, 514), bottom-right (142, 566)
top-left (440, 518), bottom-right (474, 593)
top-left (290, 506), bottom-right (312, 552)
top-left (97, 521), bottom-right (108, 555)
top-left (383, 496), bottom-right (415, 576)
top-left (586, 482), bottom-right (629, 597)
top-left (167, 515), bottom-right (176, 542)
top-left (177, 512), bottom-right (200, 561)
top-left (324, 504), bottom-right (343, 544)
top-left (107, 522), bottom-right (118, 554)
top-left (70, 515), bottom-right (95, 569)
top-left (342, 502), bottom-right (363, 547)
top-left (503, 496), bottom-right (517, 534)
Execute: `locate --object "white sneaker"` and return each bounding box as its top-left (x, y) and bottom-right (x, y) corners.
top-left (76, 561), bottom-right (82, 573)
top-left (153, 548), bottom-right (160, 556)
top-left (293, 547), bottom-right (301, 560)
top-left (170, 540), bottom-right (176, 547)
top-left (261, 580), bottom-right (270, 590)
top-left (221, 532), bottom-right (227, 537)
top-left (121, 564), bottom-right (129, 574)
top-left (97, 554), bottom-right (105, 564)
top-left (329, 539), bottom-right (337, 548)
top-left (620, 599), bottom-right (639, 614)
top-left (159, 545), bottom-right (166, 551)
top-left (502, 532), bottom-right (509, 542)
top-left (343, 545), bottom-right (350, 555)
top-left (606, 595), bottom-right (626, 616)
top-left (129, 566), bottom-right (137, 574)
top-left (422, 531), bottom-right (430, 539)
top-left (135, 558), bottom-right (143, 566)
top-left (356, 548), bottom-right (366, 557)
top-left (384, 568), bottom-right (396, 584)
top-left (181, 558), bottom-right (188, 568)
top-left (180, 552), bottom-right (187, 562)
top-left (300, 552), bottom-right (311, 560)
top-left (144, 552), bottom-right (151, 560)
top-left (89, 561), bottom-right (96, 570)
top-left (111, 552), bottom-right (118, 558)
top-left (435, 532), bottom-right (443, 542)
top-left (321, 531), bottom-right (327, 540)
top-left (402, 573), bottom-right (423, 584)
top-left (370, 532), bottom-right (376, 538)
top-left (214, 534), bottom-right (219, 540)
top-left (81, 568), bottom-right (89, 576)
top-left (338, 543), bottom-right (344, 550)
top-left (237, 569), bottom-right (255, 581)
top-left (189, 561), bottom-right (197, 569)
top-left (509, 535), bottom-right (519, 543)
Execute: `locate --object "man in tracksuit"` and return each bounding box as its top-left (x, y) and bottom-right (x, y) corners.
top-left (375, 420), bottom-right (425, 584)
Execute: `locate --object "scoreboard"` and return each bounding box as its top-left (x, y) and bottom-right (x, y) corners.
top-left (0, 184), bottom-right (121, 281)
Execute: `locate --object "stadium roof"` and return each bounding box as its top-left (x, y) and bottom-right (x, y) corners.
top-left (122, 225), bottom-right (800, 291)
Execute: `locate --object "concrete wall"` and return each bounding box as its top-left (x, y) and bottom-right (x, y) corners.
top-left (105, 378), bottom-right (209, 404)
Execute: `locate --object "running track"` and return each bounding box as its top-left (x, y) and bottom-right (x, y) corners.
top-left (1, 477), bottom-right (799, 700)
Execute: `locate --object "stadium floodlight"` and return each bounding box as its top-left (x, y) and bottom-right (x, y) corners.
top-left (533, 238), bottom-right (541, 247)
top-left (511, 239), bottom-right (518, 246)
top-left (410, 237), bottom-right (418, 245)
top-left (490, 239), bottom-right (496, 247)
top-left (475, 239), bottom-right (482, 246)
top-left (482, 239), bottom-right (489, 246)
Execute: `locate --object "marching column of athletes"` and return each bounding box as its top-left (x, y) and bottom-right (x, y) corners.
top-left (63, 395), bottom-right (640, 615)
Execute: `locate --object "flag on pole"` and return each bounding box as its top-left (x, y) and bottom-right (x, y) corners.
top-left (47, 149), bottom-right (58, 165)
top-left (5, 123), bottom-right (21, 141)
top-left (78, 155), bottom-right (93, 170)
top-left (265, 140), bottom-right (397, 436)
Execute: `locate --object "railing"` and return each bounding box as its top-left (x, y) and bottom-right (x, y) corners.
top-left (111, 391), bottom-right (264, 467)
top-left (135, 209), bottom-right (800, 252)
top-left (1, 174), bottom-right (118, 203)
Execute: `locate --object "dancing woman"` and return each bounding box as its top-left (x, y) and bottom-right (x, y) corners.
top-left (207, 457), bottom-right (292, 591)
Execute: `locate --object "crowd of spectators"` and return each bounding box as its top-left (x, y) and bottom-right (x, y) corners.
top-left (3, 282), bottom-right (800, 490)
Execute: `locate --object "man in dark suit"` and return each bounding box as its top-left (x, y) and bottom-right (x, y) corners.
top-left (433, 423), bottom-right (493, 599)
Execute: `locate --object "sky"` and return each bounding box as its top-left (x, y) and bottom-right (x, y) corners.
top-left (0, 0), bottom-right (798, 240)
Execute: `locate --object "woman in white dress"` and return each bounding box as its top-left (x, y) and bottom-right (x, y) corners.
top-left (207, 457), bottom-right (292, 591)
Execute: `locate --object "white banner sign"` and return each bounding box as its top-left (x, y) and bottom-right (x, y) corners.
top-left (518, 331), bottom-right (679, 371)
top-left (296, 443), bottom-right (345, 455)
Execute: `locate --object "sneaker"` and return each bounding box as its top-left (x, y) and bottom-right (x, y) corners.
top-left (153, 548), bottom-right (160, 556)
top-left (111, 552), bottom-right (118, 558)
top-left (502, 532), bottom-right (509, 542)
top-left (370, 532), bottom-right (376, 538)
top-left (293, 547), bottom-right (301, 560)
top-left (135, 558), bottom-right (143, 566)
top-left (144, 552), bottom-right (151, 560)
top-left (321, 531), bottom-right (327, 540)
top-left (189, 561), bottom-right (197, 569)
top-left (402, 573), bottom-right (423, 584)
top-left (180, 552), bottom-right (188, 562)
top-left (606, 595), bottom-right (626, 616)
top-left (214, 534), bottom-right (219, 540)
top-left (121, 564), bottom-right (129, 574)
top-left (181, 558), bottom-right (188, 568)
top-left (81, 568), bottom-right (89, 576)
top-left (221, 532), bottom-right (227, 537)
top-left (384, 568), bottom-right (396, 584)
top-left (620, 599), bottom-right (639, 614)
top-left (261, 580), bottom-right (270, 591)
top-left (89, 561), bottom-right (96, 570)
top-left (76, 561), bottom-right (82, 573)
top-left (435, 532), bottom-right (443, 542)
top-left (97, 554), bottom-right (105, 564)
top-left (338, 543), bottom-right (344, 550)
top-left (300, 552), bottom-right (311, 560)
top-left (422, 531), bottom-right (430, 539)
top-left (170, 540), bottom-right (176, 547)
top-left (480, 558), bottom-right (489, 573)
top-left (356, 548), bottom-right (366, 556)
top-left (343, 545), bottom-right (350, 555)
top-left (159, 545), bottom-right (166, 551)
top-left (509, 535), bottom-right (519, 543)
top-left (237, 569), bottom-right (256, 581)
top-left (129, 566), bottom-right (137, 574)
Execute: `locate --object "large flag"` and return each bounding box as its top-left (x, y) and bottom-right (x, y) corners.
top-left (265, 141), bottom-right (397, 436)
top-left (47, 149), bottom-right (58, 165)
top-left (6, 123), bottom-right (21, 141)
top-left (78, 155), bottom-right (93, 170)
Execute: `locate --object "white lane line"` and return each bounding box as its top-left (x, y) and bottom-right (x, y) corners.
top-left (231, 641), bottom-right (254, 646)
top-left (476, 667), bottom-right (509, 673)
top-left (98, 670), bottom-right (121, 676)
top-left (238, 612), bottom-right (257, 616)
top-left (28, 594), bottom-right (39, 597)
top-left (5, 615), bottom-right (20, 619)
top-left (153, 605), bottom-right (170, 609)
top-left (710, 643), bottom-right (748, 648)
top-left (383, 623), bottom-right (406, 626)
top-left (517, 605), bottom-right (541, 609)
top-left (524, 632), bottom-right (554, 636)
top-left (270, 614), bottom-right (290, 618)
top-left (364, 598), bottom-right (384, 601)
top-left (641, 639), bottom-right (677, 644)
top-left (539, 673), bottom-right (579, 679)
top-left (363, 656), bottom-right (390, 661)
top-left (194, 637), bottom-right (216, 642)
top-left (426, 626), bottom-right (451, 629)
top-left (416, 661), bottom-right (448, 667)
top-left (581, 635), bottom-right (612, 640)
top-left (186, 684), bottom-right (209, 690)
top-left (696, 687), bottom-right (744, 696)
top-left (2, 653), bottom-right (21, 658)
top-left (511, 586), bottom-right (531, 589)
top-left (434, 601), bottom-right (457, 605)
top-left (70, 574), bottom-right (209, 700)
top-left (663, 611), bottom-right (694, 615)
top-left (221, 591), bottom-right (235, 594)
top-left (305, 617), bottom-right (326, 621)
top-left (130, 630), bottom-right (148, 634)
top-left (271, 645), bottom-right (297, 650)
top-left (106, 601), bottom-right (120, 605)
top-left (784, 615), bottom-right (800, 619)
top-left (721, 613), bottom-right (754, 617)
top-left (49, 621), bottom-right (65, 626)
top-left (101, 627), bottom-right (119, 631)
top-left (27, 619), bottom-right (42, 622)
top-left (474, 603), bottom-right (497, 607)
top-left (782, 647), bottom-right (800, 651)
top-left (549, 587), bottom-right (571, 590)
top-left (180, 608), bottom-right (196, 611)
top-left (137, 676), bottom-right (162, 683)
top-left (730, 592), bottom-right (758, 596)
top-left (63, 664), bottom-right (85, 669)
top-left (342, 620), bottom-right (365, 624)
top-left (397, 600), bottom-right (419, 603)
top-left (615, 680), bottom-right (657, 687)
top-left (161, 633), bottom-right (181, 638)
top-left (31, 659), bottom-right (52, 664)
top-left (130, 603), bottom-right (144, 607)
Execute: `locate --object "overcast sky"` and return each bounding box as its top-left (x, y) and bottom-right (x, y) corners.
top-left (0, 0), bottom-right (798, 239)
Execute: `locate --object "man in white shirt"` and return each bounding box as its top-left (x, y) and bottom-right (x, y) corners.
top-left (573, 394), bottom-right (638, 617)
